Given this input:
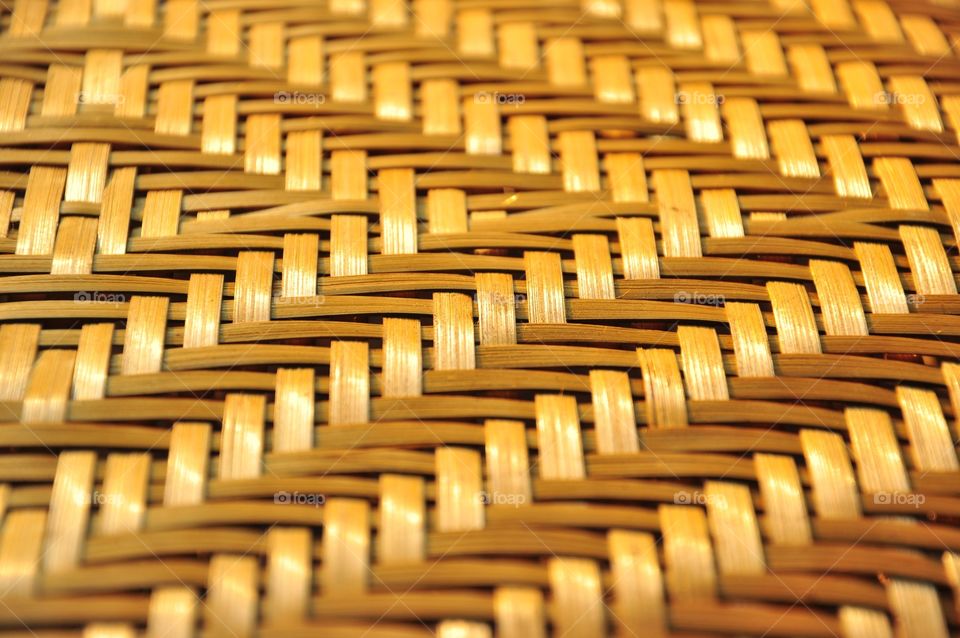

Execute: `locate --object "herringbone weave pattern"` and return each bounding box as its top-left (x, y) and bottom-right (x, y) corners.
top-left (0, 0), bottom-right (959, 636)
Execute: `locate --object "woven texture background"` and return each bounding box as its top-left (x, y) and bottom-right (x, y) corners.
top-left (1, 0), bottom-right (960, 636)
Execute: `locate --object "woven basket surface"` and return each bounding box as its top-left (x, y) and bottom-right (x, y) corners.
top-left (2, 0), bottom-right (960, 636)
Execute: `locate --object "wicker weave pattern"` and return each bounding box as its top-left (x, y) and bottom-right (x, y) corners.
top-left (0, 0), bottom-right (960, 636)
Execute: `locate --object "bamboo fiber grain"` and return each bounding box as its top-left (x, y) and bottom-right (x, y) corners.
top-left (1, 0), bottom-right (960, 636)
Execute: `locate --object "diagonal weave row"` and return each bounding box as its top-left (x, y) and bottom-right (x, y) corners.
top-left (1, 0), bottom-right (960, 636)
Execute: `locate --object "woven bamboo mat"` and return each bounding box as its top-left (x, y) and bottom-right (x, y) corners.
top-left (2, 0), bottom-right (960, 636)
